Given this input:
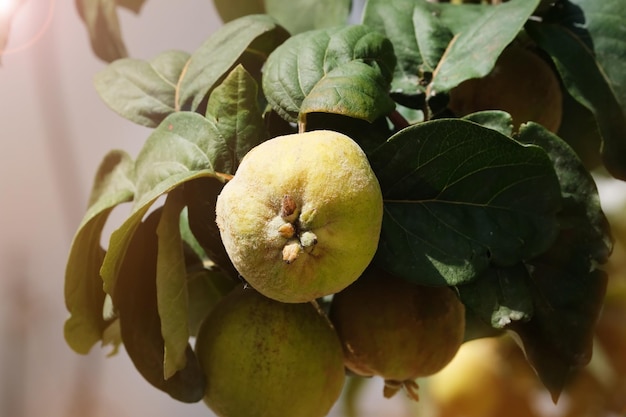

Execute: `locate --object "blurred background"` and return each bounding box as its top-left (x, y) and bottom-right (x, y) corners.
top-left (1, 1), bottom-right (224, 416)
top-left (1, 1), bottom-right (626, 417)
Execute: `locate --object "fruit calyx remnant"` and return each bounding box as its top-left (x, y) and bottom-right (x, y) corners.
top-left (384, 379), bottom-right (420, 401)
top-left (277, 195), bottom-right (318, 264)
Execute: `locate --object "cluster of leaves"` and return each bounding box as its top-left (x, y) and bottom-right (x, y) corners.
top-left (64, 0), bottom-right (625, 404)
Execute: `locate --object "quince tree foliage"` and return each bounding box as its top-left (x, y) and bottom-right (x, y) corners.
top-left (63, 0), bottom-right (625, 411)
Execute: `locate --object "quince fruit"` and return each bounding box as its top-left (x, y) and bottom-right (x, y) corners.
top-left (329, 266), bottom-right (466, 400)
top-left (215, 130), bottom-right (383, 303)
top-left (448, 43), bottom-right (563, 133)
top-left (194, 287), bottom-right (345, 417)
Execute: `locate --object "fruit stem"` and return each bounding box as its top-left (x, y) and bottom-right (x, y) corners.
top-left (310, 298), bottom-right (337, 331)
top-left (388, 110), bottom-right (410, 131)
top-left (297, 115), bottom-right (307, 133)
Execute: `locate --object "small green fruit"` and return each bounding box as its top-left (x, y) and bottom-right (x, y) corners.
top-left (195, 287), bottom-right (346, 417)
top-left (329, 267), bottom-right (466, 400)
top-left (215, 130), bottom-right (383, 303)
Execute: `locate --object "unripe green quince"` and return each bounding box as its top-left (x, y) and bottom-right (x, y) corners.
top-left (195, 287), bottom-right (346, 417)
top-left (215, 130), bottom-right (383, 303)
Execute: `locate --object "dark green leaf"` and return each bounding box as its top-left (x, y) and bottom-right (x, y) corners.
top-left (431, 0), bottom-right (540, 93)
top-left (541, 0), bottom-right (592, 50)
top-left (265, 0), bottom-right (351, 35)
top-left (362, 0), bottom-right (453, 106)
top-left (568, 0), bottom-right (626, 110)
top-left (156, 188), bottom-right (190, 379)
top-left (75, 0), bottom-right (128, 62)
top-left (115, 209), bottom-right (205, 403)
top-left (101, 112), bottom-right (229, 302)
top-left (371, 119), bottom-right (561, 286)
top-left (262, 25), bottom-right (397, 124)
top-left (462, 110), bottom-right (514, 137)
top-left (64, 150), bottom-right (135, 354)
top-left (183, 177), bottom-right (239, 279)
top-left (510, 254), bottom-right (607, 401)
top-left (516, 122), bottom-right (611, 266)
top-left (509, 122), bottom-right (611, 399)
top-left (525, 20), bottom-right (626, 180)
top-left (556, 90), bottom-right (603, 171)
top-left (411, 7), bottom-right (452, 74)
top-left (458, 264), bottom-right (534, 329)
top-left (205, 64), bottom-right (267, 171)
top-left (94, 50), bottom-right (190, 127)
top-left (463, 308), bottom-right (504, 342)
top-left (305, 113), bottom-right (393, 156)
top-left (177, 14), bottom-right (289, 113)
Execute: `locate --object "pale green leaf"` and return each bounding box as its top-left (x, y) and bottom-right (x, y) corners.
top-left (156, 188), bottom-right (190, 379)
top-left (265, 0), bottom-right (351, 35)
top-left (101, 112), bottom-right (228, 301)
top-left (431, 0), bottom-right (540, 93)
top-left (177, 14), bottom-right (289, 112)
top-left (115, 209), bottom-right (206, 402)
top-left (94, 50), bottom-right (191, 127)
top-left (64, 150), bottom-right (135, 354)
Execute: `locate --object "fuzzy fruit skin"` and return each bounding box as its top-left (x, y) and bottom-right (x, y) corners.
top-left (215, 130), bottom-right (383, 303)
top-left (195, 287), bottom-right (346, 417)
top-left (329, 267), bottom-right (465, 386)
